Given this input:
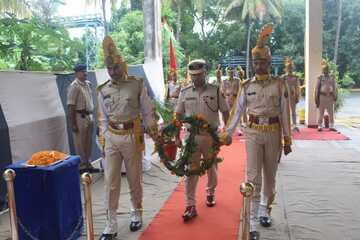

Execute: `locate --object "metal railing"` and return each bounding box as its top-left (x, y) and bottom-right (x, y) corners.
top-left (81, 172), bottom-right (95, 240)
top-left (240, 182), bottom-right (255, 240)
top-left (3, 169), bottom-right (19, 240)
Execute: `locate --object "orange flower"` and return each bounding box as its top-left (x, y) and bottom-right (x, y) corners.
top-left (196, 114), bottom-right (206, 121)
top-left (173, 119), bottom-right (182, 128)
top-left (202, 123), bottom-right (209, 129)
top-left (27, 150), bottom-right (67, 166)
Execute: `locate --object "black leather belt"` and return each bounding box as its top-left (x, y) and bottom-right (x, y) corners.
top-left (248, 115), bottom-right (279, 125)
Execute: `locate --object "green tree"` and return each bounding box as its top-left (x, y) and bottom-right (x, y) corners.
top-left (0, 0), bottom-right (31, 17)
top-left (98, 10), bottom-right (145, 67)
top-left (0, 16), bottom-right (85, 71)
top-left (85, 0), bottom-right (119, 35)
top-left (225, 0), bottom-right (283, 78)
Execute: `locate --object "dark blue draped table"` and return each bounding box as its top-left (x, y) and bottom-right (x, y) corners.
top-left (6, 156), bottom-right (83, 240)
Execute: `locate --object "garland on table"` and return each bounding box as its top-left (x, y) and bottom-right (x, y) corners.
top-left (156, 114), bottom-right (222, 177)
top-left (27, 151), bottom-right (67, 166)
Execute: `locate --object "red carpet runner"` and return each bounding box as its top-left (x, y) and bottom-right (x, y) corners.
top-left (292, 127), bottom-right (350, 140)
top-left (140, 140), bottom-right (246, 240)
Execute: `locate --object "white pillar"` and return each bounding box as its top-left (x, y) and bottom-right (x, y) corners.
top-left (143, 0), bottom-right (164, 100)
top-left (305, 0), bottom-right (323, 127)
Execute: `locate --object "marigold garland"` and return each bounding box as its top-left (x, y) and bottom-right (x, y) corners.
top-left (27, 151), bottom-right (67, 166)
top-left (156, 114), bottom-right (222, 177)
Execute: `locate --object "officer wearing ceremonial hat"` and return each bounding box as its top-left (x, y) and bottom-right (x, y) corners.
top-left (175, 59), bottom-right (230, 221)
top-left (315, 59), bottom-right (338, 131)
top-left (97, 36), bottom-right (158, 239)
top-left (165, 69), bottom-right (181, 106)
top-left (236, 65), bottom-right (245, 81)
top-left (220, 66), bottom-right (241, 109)
top-left (281, 57), bottom-right (301, 131)
top-left (67, 63), bottom-right (97, 172)
top-left (222, 23), bottom-right (292, 240)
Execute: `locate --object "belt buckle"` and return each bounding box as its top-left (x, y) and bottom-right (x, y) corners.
top-left (258, 117), bottom-right (269, 125)
top-left (118, 123), bottom-right (125, 129)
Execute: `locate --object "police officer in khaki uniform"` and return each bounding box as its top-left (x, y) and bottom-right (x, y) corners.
top-left (165, 70), bottom-right (181, 106)
top-left (222, 24), bottom-right (292, 240)
top-left (236, 65), bottom-right (245, 82)
top-left (67, 64), bottom-right (97, 172)
top-left (315, 60), bottom-right (338, 131)
top-left (97, 36), bottom-right (158, 240)
top-left (281, 58), bottom-right (300, 131)
top-left (220, 66), bottom-right (241, 108)
top-left (175, 59), bottom-right (229, 221)
top-left (215, 64), bottom-right (222, 84)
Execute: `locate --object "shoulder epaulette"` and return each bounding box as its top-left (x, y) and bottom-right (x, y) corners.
top-left (127, 75), bottom-right (143, 82)
top-left (241, 78), bottom-right (251, 86)
top-left (180, 85), bottom-right (192, 92)
top-left (96, 79), bottom-right (110, 91)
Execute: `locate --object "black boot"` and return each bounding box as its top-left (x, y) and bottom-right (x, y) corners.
top-left (182, 206), bottom-right (197, 222)
top-left (249, 231), bottom-right (260, 240)
top-left (206, 195), bottom-right (216, 207)
top-left (259, 216), bottom-right (272, 227)
top-left (99, 233), bottom-right (117, 240)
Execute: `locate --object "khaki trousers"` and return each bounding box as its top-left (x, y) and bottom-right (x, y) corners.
top-left (289, 96), bottom-right (297, 127)
top-left (72, 114), bottom-right (93, 165)
top-left (185, 134), bottom-right (217, 207)
top-left (244, 127), bottom-right (281, 230)
top-left (103, 132), bottom-right (143, 234)
top-left (318, 95), bottom-right (335, 128)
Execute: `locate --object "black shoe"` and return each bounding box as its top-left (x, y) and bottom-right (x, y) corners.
top-left (129, 221), bottom-right (142, 232)
top-left (329, 128), bottom-right (337, 132)
top-left (182, 206), bottom-right (197, 222)
top-left (259, 216), bottom-right (272, 227)
top-left (249, 231), bottom-right (260, 240)
top-left (317, 127), bottom-right (322, 132)
top-left (206, 195), bottom-right (216, 207)
top-left (99, 233), bottom-right (117, 240)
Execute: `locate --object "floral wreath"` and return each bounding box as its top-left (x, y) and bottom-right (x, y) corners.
top-left (156, 114), bottom-right (222, 176)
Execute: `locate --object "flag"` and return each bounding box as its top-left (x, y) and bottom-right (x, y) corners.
top-left (169, 38), bottom-right (177, 75)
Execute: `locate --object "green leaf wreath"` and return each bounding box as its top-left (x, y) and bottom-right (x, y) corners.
top-left (156, 114), bottom-right (223, 177)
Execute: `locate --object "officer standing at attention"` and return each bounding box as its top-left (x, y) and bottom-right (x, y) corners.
top-left (315, 60), bottom-right (338, 131)
top-left (281, 58), bottom-right (300, 131)
top-left (165, 70), bottom-right (181, 106)
top-left (175, 59), bottom-right (229, 221)
top-left (222, 24), bottom-right (292, 240)
top-left (97, 36), bottom-right (158, 240)
top-left (220, 66), bottom-right (241, 108)
top-left (67, 63), bottom-right (97, 172)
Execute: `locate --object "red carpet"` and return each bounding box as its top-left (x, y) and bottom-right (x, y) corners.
top-left (140, 141), bottom-right (246, 240)
top-left (292, 128), bottom-right (350, 140)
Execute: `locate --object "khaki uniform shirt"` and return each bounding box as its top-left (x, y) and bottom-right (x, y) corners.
top-left (282, 74), bottom-right (300, 102)
top-left (316, 74), bottom-right (337, 97)
top-left (221, 77), bottom-right (240, 98)
top-left (67, 79), bottom-right (94, 112)
top-left (227, 76), bottom-right (291, 138)
top-left (97, 76), bottom-right (155, 136)
top-left (176, 84), bottom-right (229, 127)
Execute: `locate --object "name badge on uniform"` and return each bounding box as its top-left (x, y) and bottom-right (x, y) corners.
top-left (185, 97), bottom-right (196, 100)
top-left (247, 92), bottom-right (256, 96)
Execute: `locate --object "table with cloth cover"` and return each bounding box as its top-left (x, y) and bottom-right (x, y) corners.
top-left (6, 156), bottom-right (83, 240)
